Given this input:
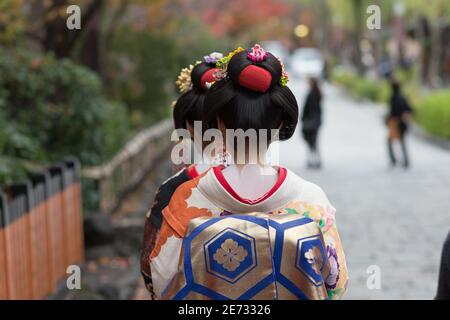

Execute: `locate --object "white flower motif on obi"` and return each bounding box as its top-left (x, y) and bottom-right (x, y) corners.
top-left (213, 238), bottom-right (248, 272)
top-left (305, 248), bottom-right (320, 274)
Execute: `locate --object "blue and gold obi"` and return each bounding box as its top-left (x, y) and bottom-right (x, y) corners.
top-left (162, 213), bottom-right (331, 300)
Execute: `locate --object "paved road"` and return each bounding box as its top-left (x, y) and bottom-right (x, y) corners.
top-left (277, 79), bottom-right (450, 299)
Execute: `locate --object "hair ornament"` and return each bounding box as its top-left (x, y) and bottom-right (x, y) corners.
top-left (247, 44), bottom-right (268, 63)
top-left (200, 68), bottom-right (219, 90)
top-left (238, 65), bottom-right (272, 93)
top-left (176, 63), bottom-right (196, 93)
top-left (213, 68), bottom-right (227, 81)
top-left (213, 47), bottom-right (245, 84)
top-left (203, 52), bottom-right (223, 65)
top-left (278, 58), bottom-right (289, 86)
top-left (216, 47), bottom-right (245, 69)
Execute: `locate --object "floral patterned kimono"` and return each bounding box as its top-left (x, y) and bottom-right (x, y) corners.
top-left (150, 166), bottom-right (348, 300)
top-left (140, 164), bottom-right (199, 297)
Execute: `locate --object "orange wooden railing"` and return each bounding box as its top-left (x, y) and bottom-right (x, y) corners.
top-left (0, 158), bottom-right (84, 300)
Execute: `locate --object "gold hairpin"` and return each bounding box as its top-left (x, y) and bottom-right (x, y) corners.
top-left (176, 64), bottom-right (195, 93)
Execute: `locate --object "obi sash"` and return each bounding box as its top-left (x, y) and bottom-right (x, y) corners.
top-left (162, 213), bottom-right (331, 300)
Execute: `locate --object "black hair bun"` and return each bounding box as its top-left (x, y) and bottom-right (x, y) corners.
top-left (203, 47), bottom-right (298, 141)
top-left (227, 50), bottom-right (283, 90)
top-left (173, 60), bottom-right (219, 130)
top-left (191, 62), bottom-right (215, 90)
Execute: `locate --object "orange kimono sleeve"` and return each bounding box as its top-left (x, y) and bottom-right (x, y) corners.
top-left (149, 174), bottom-right (211, 298)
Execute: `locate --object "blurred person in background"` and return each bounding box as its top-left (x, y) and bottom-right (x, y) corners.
top-left (436, 231), bottom-right (450, 300)
top-left (386, 80), bottom-right (413, 169)
top-left (301, 77), bottom-right (322, 169)
top-left (378, 54), bottom-right (393, 79)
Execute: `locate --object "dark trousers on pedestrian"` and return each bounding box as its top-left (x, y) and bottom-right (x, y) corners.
top-left (303, 129), bottom-right (318, 151)
top-left (302, 129), bottom-right (321, 168)
top-left (388, 134), bottom-right (409, 168)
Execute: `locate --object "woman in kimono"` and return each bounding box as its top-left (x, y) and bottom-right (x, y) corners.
top-left (150, 45), bottom-right (348, 300)
top-left (140, 52), bottom-right (223, 297)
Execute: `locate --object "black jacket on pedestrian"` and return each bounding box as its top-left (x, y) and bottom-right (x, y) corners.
top-left (389, 91), bottom-right (412, 133)
top-left (436, 231), bottom-right (450, 300)
top-left (301, 91), bottom-right (322, 132)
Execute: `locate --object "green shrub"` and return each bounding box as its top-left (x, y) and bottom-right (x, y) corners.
top-left (332, 69), bottom-right (390, 104)
top-left (415, 91), bottom-right (450, 140)
top-left (0, 47), bottom-right (129, 167)
top-left (0, 158), bottom-right (28, 186)
top-left (107, 22), bottom-right (229, 129)
top-left (332, 69), bottom-right (450, 141)
top-left (108, 29), bottom-right (177, 129)
top-left (331, 70), bottom-right (358, 90)
top-left (0, 109), bottom-right (29, 185)
top-left (353, 79), bottom-right (377, 101)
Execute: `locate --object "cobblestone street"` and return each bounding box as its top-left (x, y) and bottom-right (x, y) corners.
top-left (279, 80), bottom-right (450, 299)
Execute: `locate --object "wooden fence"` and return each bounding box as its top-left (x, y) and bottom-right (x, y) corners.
top-left (0, 158), bottom-right (83, 300)
top-left (0, 118), bottom-right (173, 299)
top-left (82, 118), bottom-right (173, 214)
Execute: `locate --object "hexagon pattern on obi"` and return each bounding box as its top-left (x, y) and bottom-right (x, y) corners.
top-left (296, 236), bottom-right (327, 286)
top-left (204, 228), bottom-right (257, 284)
top-left (162, 213), bottom-right (331, 300)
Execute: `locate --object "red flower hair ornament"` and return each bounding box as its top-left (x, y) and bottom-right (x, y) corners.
top-left (247, 44), bottom-right (268, 63)
top-left (237, 44), bottom-right (272, 93)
